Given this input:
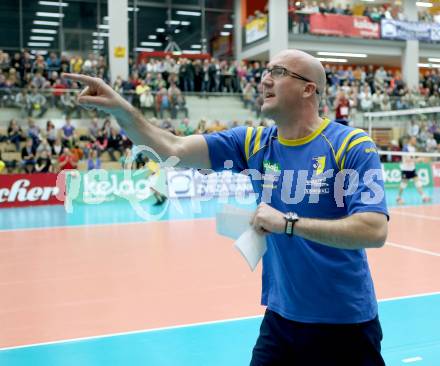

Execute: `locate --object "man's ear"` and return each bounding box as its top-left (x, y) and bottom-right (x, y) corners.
top-left (303, 83), bottom-right (316, 98)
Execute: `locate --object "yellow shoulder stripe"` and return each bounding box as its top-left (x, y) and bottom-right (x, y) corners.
top-left (244, 127), bottom-right (254, 160)
top-left (341, 136), bottom-right (375, 170)
top-left (346, 136), bottom-right (374, 153)
top-left (335, 128), bottom-right (364, 165)
top-left (253, 126), bottom-right (265, 155)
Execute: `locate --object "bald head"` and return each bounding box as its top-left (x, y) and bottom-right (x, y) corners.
top-left (273, 49), bottom-right (326, 96)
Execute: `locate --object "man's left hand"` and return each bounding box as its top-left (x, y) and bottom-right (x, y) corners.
top-left (250, 203), bottom-right (285, 236)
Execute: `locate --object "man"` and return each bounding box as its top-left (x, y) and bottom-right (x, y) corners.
top-left (396, 136), bottom-right (431, 204)
top-left (64, 49), bottom-right (388, 365)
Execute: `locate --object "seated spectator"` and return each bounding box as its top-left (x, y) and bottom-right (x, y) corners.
top-left (334, 91), bottom-right (350, 125)
top-left (102, 119), bottom-right (112, 138)
top-left (107, 127), bottom-right (122, 161)
top-left (88, 117), bottom-right (101, 140)
top-left (58, 147), bottom-right (78, 171)
top-left (35, 150), bottom-right (52, 173)
top-left (27, 117), bottom-right (41, 149)
top-left (7, 118), bottom-right (24, 151)
top-left (21, 138), bottom-right (36, 173)
top-left (359, 85), bottom-right (373, 112)
top-left (36, 138), bottom-right (52, 157)
top-left (91, 129), bottom-right (108, 155)
top-left (61, 116), bottom-right (76, 147)
top-left (52, 137), bottom-right (64, 157)
top-left (208, 120), bottom-right (227, 133)
top-left (45, 120), bottom-right (57, 147)
top-left (156, 87), bottom-right (171, 118)
top-left (426, 133), bottom-right (438, 153)
top-left (195, 119), bottom-right (208, 134)
top-left (60, 91), bottom-right (81, 118)
top-left (28, 86), bottom-right (48, 118)
top-left (176, 118), bottom-right (194, 136)
top-left (71, 144), bottom-right (84, 161)
top-left (139, 87), bottom-right (156, 116)
top-left (52, 78), bottom-right (67, 107)
top-left (169, 83), bottom-right (188, 119)
top-left (87, 149), bottom-right (101, 170)
top-left (14, 88), bottom-right (31, 117)
top-left (380, 94), bottom-right (391, 111)
top-left (242, 82), bottom-right (256, 109)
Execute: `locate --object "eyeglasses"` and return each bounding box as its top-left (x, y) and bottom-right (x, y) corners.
top-left (261, 66), bottom-right (320, 95)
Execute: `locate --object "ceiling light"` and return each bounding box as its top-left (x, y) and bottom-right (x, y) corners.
top-left (183, 50), bottom-right (201, 54)
top-left (220, 32), bottom-right (230, 36)
top-left (224, 24), bottom-right (233, 29)
top-left (416, 2), bottom-right (433, 7)
top-left (30, 36), bottom-right (54, 41)
top-left (38, 1), bottom-right (68, 6)
top-left (428, 58), bottom-right (440, 63)
top-left (103, 16), bottom-right (109, 22)
top-left (33, 20), bottom-right (59, 26)
top-left (32, 28), bottom-right (57, 34)
top-left (166, 20), bottom-right (180, 25)
top-left (316, 57), bottom-right (348, 63)
top-left (174, 29), bottom-right (181, 34)
top-left (93, 39), bottom-right (104, 44)
top-left (191, 44), bottom-right (202, 49)
top-left (31, 50), bottom-right (48, 55)
top-left (93, 32), bottom-right (109, 37)
top-left (98, 24), bottom-right (109, 29)
top-left (317, 52), bottom-right (367, 58)
top-left (140, 42), bottom-right (163, 46)
top-left (156, 28), bottom-right (165, 33)
top-left (128, 7), bottom-right (140, 12)
top-left (180, 21), bottom-right (191, 26)
top-left (148, 35), bottom-right (157, 39)
top-left (176, 10), bottom-right (201, 16)
top-left (36, 12), bottom-right (65, 18)
top-left (134, 47), bottom-right (154, 52)
top-left (418, 63), bottom-right (440, 68)
top-left (28, 42), bottom-right (51, 47)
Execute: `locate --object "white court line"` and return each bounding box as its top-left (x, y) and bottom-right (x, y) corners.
top-left (0, 216), bottom-right (214, 234)
top-left (402, 356), bottom-right (423, 363)
top-left (0, 314), bottom-right (263, 351)
top-left (1, 292), bottom-right (440, 352)
top-left (386, 242), bottom-right (440, 257)
top-left (391, 210), bottom-right (440, 221)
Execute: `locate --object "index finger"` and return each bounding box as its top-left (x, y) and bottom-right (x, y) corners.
top-left (62, 73), bottom-right (99, 85)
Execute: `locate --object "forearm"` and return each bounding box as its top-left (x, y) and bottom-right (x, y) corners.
top-left (114, 104), bottom-right (181, 161)
top-left (294, 213), bottom-right (387, 250)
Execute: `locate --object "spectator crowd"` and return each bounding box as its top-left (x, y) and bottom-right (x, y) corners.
top-left (289, 0), bottom-right (440, 35)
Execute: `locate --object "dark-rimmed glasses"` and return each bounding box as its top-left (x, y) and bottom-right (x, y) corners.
top-left (261, 66), bottom-right (320, 95)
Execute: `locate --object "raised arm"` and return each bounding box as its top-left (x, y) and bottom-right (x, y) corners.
top-left (63, 73), bottom-right (211, 169)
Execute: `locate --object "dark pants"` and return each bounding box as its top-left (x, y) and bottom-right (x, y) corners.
top-left (250, 309), bottom-right (385, 366)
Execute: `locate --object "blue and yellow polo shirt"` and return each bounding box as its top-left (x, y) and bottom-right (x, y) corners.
top-left (204, 118), bottom-right (388, 324)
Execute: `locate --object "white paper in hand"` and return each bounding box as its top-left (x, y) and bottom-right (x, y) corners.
top-left (216, 204), bottom-right (254, 240)
top-left (234, 228), bottom-right (267, 272)
top-left (216, 204), bottom-right (267, 271)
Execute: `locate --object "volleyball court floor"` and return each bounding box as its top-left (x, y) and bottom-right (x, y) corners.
top-left (0, 187), bottom-right (439, 365)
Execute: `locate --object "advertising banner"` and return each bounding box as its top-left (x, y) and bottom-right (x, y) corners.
top-left (381, 19), bottom-right (440, 41)
top-left (432, 162), bottom-right (440, 187)
top-left (167, 169), bottom-right (254, 199)
top-left (245, 15), bottom-right (268, 44)
top-left (0, 173), bottom-right (61, 208)
top-left (310, 13), bottom-right (379, 38)
top-left (381, 162), bottom-right (433, 188)
top-left (67, 169), bottom-right (167, 204)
